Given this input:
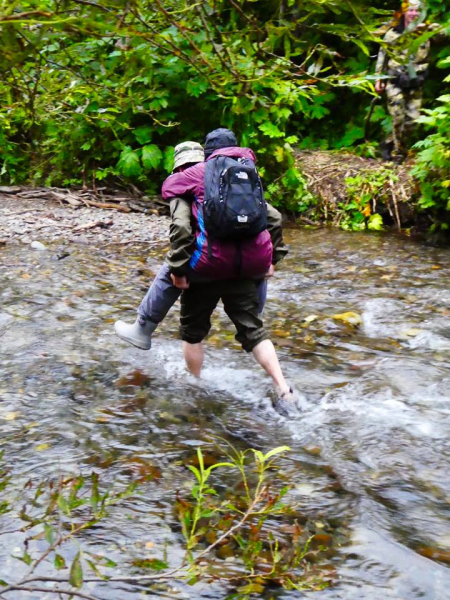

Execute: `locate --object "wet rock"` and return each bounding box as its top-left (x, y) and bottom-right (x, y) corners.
top-left (55, 249), bottom-right (71, 260)
top-left (1, 192), bottom-right (169, 249)
top-left (417, 547), bottom-right (450, 565)
top-left (311, 533), bottom-right (333, 548)
top-left (75, 235), bottom-right (90, 245)
top-left (115, 369), bottom-right (152, 388)
top-left (30, 241), bottom-right (47, 251)
top-left (303, 445), bottom-right (322, 457)
top-left (332, 311), bottom-right (363, 327)
top-left (159, 411), bottom-right (183, 424)
top-left (216, 544), bottom-right (235, 560)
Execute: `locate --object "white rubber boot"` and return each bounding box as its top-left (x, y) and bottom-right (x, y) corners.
top-left (114, 317), bottom-right (157, 350)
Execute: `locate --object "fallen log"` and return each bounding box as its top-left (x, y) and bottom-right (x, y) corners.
top-left (2, 186), bottom-right (165, 214)
top-left (50, 191), bottom-right (83, 207)
top-left (0, 186), bottom-right (22, 194)
top-left (81, 198), bottom-right (131, 212)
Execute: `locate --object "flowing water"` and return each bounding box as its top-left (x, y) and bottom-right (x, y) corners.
top-left (1, 228), bottom-right (450, 599)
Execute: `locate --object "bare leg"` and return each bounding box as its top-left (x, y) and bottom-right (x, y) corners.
top-left (252, 339), bottom-right (289, 395)
top-left (182, 341), bottom-right (204, 377)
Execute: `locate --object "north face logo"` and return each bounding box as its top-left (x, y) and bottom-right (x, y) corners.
top-left (203, 155), bottom-right (267, 241)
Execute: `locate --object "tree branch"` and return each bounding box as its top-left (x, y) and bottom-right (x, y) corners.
top-left (128, 9), bottom-right (220, 92)
top-left (71, 0), bottom-right (112, 12)
top-left (0, 11), bottom-right (51, 22)
top-left (194, 490), bottom-right (264, 563)
top-left (195, 5), bottom-right (238, 78)
top-left (2, 586), bottom-right (101, 600)
top-left (18, 491), bottom-right (266, 590)
top-left (228, 0), bottom-right (265, 34)
top-left (153, 0), bottom-right (214, 70)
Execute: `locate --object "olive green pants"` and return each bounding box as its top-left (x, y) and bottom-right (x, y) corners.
top-left (180, 280), bottom-right (269, 352)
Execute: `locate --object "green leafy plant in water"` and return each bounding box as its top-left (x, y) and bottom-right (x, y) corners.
top-left (0, 451), bottom-right (11, 517)
top-left (0, 444), bottom-right (334, 599)
top-left (177, 443), bottom-right (333, 595)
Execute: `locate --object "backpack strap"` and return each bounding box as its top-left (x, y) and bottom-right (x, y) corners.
top-left (189, 197), bottom-right (207, 270)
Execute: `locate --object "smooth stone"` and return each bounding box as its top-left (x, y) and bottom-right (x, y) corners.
top-left (30, 241), bottom-right (47, 251)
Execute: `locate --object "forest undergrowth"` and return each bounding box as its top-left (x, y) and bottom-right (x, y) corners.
top-left (0, 0), bottom-right (449, 232)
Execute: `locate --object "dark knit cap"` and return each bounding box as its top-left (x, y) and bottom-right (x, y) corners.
top-left (204, 128), bottom-right (238, 157)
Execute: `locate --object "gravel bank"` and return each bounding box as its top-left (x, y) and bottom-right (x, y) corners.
top-left (0, 193), bottom-right (169, 249)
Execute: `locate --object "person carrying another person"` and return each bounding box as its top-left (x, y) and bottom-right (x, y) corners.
top-left (374, 0), bottom-right (433, 162)
top-left (115, 130), bottom-right (287, 350)
top-left (114, 128), bottom-right (299, 416)
top-left (161, 127), bottom-right (301, 416)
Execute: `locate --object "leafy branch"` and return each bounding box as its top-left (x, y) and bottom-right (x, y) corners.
top-left (0, 445), bottom-right (333, 598)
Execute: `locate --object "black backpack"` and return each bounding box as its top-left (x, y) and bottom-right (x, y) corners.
top-left (202, 155), bottom-right (268, 241)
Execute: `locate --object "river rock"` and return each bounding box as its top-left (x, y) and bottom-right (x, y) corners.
top-left (332, 311), bottom-right (363, 327)
top-left (30, 241), bottom-right (47, 251)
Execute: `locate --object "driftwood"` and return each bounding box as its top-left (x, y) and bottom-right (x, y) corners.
top-left (0, 186), bottom-right (164, 215)
top-left (0, 186), bottom-right (21, 194)
top-left (72, 220), bottom-right (114, 232)
top-left (80, 198), bottom-right (131, 212)
top-left (51, 191), bottom-right (83, 207)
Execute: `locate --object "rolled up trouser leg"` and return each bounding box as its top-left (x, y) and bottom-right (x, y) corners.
top-left (137, 262), bottom-right (181, 324)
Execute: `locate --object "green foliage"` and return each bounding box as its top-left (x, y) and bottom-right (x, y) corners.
top-left (177, 443), bottom-right (333, 593)
top-left (117, 147), bottom-right (142, 179)
top-left (0, 1), bottom-right (448, 218)
top-left (342, 166), bottom-right (401, 231)
top-left (0, 444), bottom-right (334, 598)
top-left (0, 452), bottom-right (11, 516)
top-left (0, 0), bottom-right (429, 205)
top-left (411, 66), bottom-right (450, 227)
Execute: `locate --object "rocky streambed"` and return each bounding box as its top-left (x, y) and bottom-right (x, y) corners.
top-left (1, 190), bottom-right (450, 600)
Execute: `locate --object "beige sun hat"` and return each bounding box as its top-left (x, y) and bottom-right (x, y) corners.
top-left (173, 141), bottom-right (204, 171)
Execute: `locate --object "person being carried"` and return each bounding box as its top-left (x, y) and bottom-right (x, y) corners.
top-left (114, 130), bottom-right (287, 351)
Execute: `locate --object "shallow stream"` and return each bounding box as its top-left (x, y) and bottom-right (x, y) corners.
top-left (1, 228), bottom-right (450, 599)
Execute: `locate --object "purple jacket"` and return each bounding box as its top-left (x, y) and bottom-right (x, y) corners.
top-left (162, 147), bottom-right (273, 280)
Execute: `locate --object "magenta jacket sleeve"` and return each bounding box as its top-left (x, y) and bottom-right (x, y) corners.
top-left (161, 163), bottom-right (203, 201)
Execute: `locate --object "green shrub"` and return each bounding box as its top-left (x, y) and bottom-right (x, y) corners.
top-left (343, 166), bottom-right (400, 231)
top-left (0, 0), bottom-right (389, 206)
top-left (411, 60), bottom-right (450, 230)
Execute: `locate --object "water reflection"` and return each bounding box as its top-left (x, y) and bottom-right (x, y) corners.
top-left (1, 229), bottom-right (450, 598)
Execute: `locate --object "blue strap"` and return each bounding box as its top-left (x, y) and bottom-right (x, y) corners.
top-left (189, 198), bottom-right (207, 270)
